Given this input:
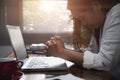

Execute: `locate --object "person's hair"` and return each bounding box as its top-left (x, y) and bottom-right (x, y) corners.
top-left (68, 0), bottom-right (120, 12)
top-left (70, 0), bottom-right (120, 50)
top-left (72, 18), bottom-right (92, 51)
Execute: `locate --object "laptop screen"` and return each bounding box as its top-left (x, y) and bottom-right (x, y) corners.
top-left (6, 25), bottom-right (28, 60)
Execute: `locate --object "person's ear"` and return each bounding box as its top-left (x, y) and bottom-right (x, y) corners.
top-left (91, 1), bottom-right (102, 11)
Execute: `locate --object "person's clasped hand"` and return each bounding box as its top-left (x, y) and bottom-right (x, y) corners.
top-left (45, 36), bottom-right (65, 58)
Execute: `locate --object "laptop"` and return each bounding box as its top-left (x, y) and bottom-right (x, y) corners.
top-left (6, 25), bottom-right (68, 72)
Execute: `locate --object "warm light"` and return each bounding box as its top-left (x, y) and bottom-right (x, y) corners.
top-left (23, 0), bottom-right (73, 33)
top-left (39, 1), bottom-right (55, 12)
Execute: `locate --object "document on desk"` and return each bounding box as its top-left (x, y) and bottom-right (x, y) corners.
top-left (46, 74), bottom-right (85, 80)
top-left (20, 74), bottom-right (46, 80)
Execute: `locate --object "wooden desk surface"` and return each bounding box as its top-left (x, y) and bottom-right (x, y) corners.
top-left (7, 53), bottom-right (116, 80)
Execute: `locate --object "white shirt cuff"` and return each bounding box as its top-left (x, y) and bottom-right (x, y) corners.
top-left (83, 51), bottom-right (96, 69)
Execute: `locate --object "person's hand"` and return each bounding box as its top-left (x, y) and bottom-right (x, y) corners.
top-left (45, 36), bottom-right (65, 57)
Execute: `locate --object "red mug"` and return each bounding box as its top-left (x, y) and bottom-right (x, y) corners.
top-left (0, 58), bottom-right (23, 79)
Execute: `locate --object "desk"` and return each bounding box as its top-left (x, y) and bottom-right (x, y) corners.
top-left (7, 53), bottom-right (116, 80)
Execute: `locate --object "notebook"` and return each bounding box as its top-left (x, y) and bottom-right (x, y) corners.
top-left (6, 25), bottom-right (68, 72)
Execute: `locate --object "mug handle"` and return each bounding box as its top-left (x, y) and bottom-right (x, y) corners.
top-left (17, 61), bottom-right (23, 69)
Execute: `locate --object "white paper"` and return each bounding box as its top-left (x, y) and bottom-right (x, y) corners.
top-left (45, 74), bottom-right (85, 80)
top-left (20, 74), bottom-right (46, 80)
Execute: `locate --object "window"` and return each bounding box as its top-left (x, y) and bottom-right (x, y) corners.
top-left (23, 0), bottom-right (73, 34)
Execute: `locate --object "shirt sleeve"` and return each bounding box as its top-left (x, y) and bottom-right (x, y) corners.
top-left (83, 51), bottom-right (106, 70)
top-left (83, 4), bottom-right (120, 71)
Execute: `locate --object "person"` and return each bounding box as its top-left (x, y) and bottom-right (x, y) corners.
top-left (45, 0), bottom-right (120, 71)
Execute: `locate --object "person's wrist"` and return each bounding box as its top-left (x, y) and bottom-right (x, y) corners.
top-left (59, 48), bottom-right (69, 60)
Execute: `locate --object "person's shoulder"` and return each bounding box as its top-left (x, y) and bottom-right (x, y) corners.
top-left (105, 3), bottom-right (120, 23)
top-left (103, 3), bottom-right (120, 32)
top-left (112, 3), bottom-right (120, 10)
top-left (109, 3), bottom-right (120, 16)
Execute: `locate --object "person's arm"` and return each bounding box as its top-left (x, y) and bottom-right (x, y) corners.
top-left (61, 48), bottom-right (84, 65)
top-left (45, 36), bottom-right (84, 65)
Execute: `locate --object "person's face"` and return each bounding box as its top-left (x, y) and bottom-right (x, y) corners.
top-left (68, 0), bottom-right (106, 29)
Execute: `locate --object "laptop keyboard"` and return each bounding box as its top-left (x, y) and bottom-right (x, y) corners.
top-left (27, 58), bottom-right (49, 68)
